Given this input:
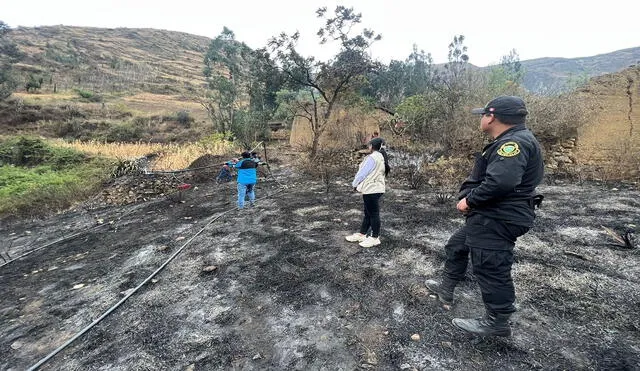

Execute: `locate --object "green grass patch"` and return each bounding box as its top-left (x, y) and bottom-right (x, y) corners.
top-left (0, 136), bottom-right (109, 219)
top-left (0, 136), bottom-right (86, 169)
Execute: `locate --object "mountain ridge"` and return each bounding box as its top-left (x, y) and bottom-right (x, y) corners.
top-left (4, 25), bottom-right (640, 95)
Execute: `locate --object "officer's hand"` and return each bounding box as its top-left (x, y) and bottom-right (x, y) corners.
top-left (456, 198), bottom-right (471, 214)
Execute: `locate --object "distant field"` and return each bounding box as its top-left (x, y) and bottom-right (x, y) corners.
top-left (12, 91), bottom-right (209, 124)
top-left (120, 93), bottom-right (209, 123)
top-left (53, 139), bottom-right (234, 171)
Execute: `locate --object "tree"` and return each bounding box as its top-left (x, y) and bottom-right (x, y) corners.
top-left (0, 21), bottom-right (9, 37)
top-left (363, 45), bottom-right (435, 115)
top-left (404, 45), bottom-right (434, 97)
top-left (390, 35), bottom-right (482, 150)
top-left (266, 6), bottom-right (381, 157)
top-left (395, 93), bottom-right (441, 138)
top-left (201, 27), bottom-right (251, 134)
top-left (201, 28), bottom-right (286, 147)
top-left (364, 60), bottom-right (406, 114)
top-left (25, 74), bottom-right (43, 93)
top-left (436, 35), bottom-right (470, 116)
top-left (487, 49), bottom-right (524, 95)
top-left (0, 20), bottom-right (19, 100)
top-left (246, 48), bottom-right (287, 117)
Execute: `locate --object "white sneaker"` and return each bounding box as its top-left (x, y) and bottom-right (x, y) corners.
top-left (345, 232), bottom-right (366, 242)
top-left (359, 236), bottom-right (381, 247)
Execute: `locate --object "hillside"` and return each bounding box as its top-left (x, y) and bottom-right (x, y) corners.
top-left (7, 25), bottom-right (210, 95)
top-left (0, 26), bottom-right (217, 141)
top-left (6, 26), bottom-right (640, 98)
top-left (519, 47), bottom-right (640, 93)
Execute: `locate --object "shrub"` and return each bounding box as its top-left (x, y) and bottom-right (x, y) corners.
top-left (131, 116), bottom-right (149, 127)
top-left (298, 147), bottom-right (353, 193)
top-left (407, 163), bottom-right (425, 190)
top-left (0, 136), bottom-right (86, 169)
top-left (394, 93), bottom-right (484, 154)
top-left (0, 66), bottom-right (17, 100)
top-left (25, 74), bottom-right (43, 92)
top-left (175, 110), bottom-right (193, 126)
top-left (75, 89), bottom-right (103, 102)
top-left (104, 123), bottom-right (142, 143)
top-left (0, 136), bottom-right (48, 166)
top-left (47, 146), bottom-right (87, 169)
top-left (526, 93), bottom-right (592, 146)
top-left (423, 156), bottom-right (472, 199)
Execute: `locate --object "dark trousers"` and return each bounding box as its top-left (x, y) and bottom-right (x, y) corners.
top-left (359, 193), bottom-right (383, 238)
top-left (443, 214), bottom-right (529, 314)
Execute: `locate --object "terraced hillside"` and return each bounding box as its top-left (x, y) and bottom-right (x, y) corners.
top-left (8, 25), bottom-right (211, 95)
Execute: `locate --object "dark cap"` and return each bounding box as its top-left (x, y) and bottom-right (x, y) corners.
top-left (471, 96), bottom-right (528, 117)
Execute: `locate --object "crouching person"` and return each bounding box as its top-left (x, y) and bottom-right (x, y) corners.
top-left (345, 137), bottom-right (390, 248)
top-left (216, 163), bottom-right (233, 183)
top-left (229, 151), bottom-right (258, 209)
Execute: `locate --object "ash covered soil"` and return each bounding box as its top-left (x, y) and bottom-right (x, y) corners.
top-left (1, 165), bottom-right (639, 370)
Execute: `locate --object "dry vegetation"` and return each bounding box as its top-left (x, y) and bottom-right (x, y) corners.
top-left (1, 26), bottom-right (215, 147)
top-left (8, 26), bottom-right (210, 94)
top-left (53, 139), bottom-right (234, 171)
top-left (289, 106), bottom-right (384, 150)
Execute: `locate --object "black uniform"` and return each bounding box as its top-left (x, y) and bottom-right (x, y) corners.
top-left (443, 124), bottom-right (544, 314)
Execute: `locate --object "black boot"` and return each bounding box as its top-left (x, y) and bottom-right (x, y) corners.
top-left (424, 278), bottom-right (457, 307)
top-left (452, 312), bottom-right (512, 337)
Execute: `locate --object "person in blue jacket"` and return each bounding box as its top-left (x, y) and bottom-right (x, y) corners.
top-left (227, 151), bottom-right (258, 209)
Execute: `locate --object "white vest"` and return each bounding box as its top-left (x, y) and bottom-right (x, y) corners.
top-left (357, 151), bottom-right (386, 194)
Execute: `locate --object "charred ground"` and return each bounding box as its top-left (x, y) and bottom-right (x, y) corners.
top-left (1, 167), bottom-right (639, 370)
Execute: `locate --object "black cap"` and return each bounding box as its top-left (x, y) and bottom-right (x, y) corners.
top-left (471, 96), bottom-right (528, 117)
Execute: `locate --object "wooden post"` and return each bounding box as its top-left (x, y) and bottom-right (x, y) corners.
top-left (262, 141), bottom-right (268, 164)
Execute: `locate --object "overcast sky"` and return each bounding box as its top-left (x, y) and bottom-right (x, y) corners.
top-left (1, 0), bottom-right (638, 66)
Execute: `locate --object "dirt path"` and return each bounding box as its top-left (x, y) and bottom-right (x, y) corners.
top-left (1, 173), bottom-right (639, 370)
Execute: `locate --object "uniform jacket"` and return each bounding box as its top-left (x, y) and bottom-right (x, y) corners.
top-left (353, 151), bottom-right (386, 194)
top-left (231, 158), bottom-right (258, 185)
top-left (459, 124), bottom-right (544, 226)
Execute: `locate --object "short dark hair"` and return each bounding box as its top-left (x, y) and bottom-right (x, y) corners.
top-left (241, 151), bottom-right (251, 158)
top-left (494, 113), bottom-right (525, 125)
top-left (368, 137), bottom-right (384, 150)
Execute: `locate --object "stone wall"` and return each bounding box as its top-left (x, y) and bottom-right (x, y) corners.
top-left (545, 138), bottom-right (577, 172)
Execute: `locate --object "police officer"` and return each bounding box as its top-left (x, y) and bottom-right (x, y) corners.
top-left (425, 96), bottom-right (544, 336)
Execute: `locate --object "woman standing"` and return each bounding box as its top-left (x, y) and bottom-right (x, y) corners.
top-left (345, 137), bottom-right (390, 247)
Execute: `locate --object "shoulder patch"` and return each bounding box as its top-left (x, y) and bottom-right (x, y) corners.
top-left (497, 142), bottom-right (520, 157)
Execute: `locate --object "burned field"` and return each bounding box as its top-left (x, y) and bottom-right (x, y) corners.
top-left (1, 174), bottom-right (639, 370)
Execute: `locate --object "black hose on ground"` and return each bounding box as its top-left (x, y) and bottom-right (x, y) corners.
top-left (26, 186), bottom-right (285, 370)
top-left (0, 205), bottom-right (141, 269)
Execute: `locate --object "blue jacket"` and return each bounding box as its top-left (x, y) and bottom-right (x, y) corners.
top-left (230, 158), bottom-right (258, 185)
